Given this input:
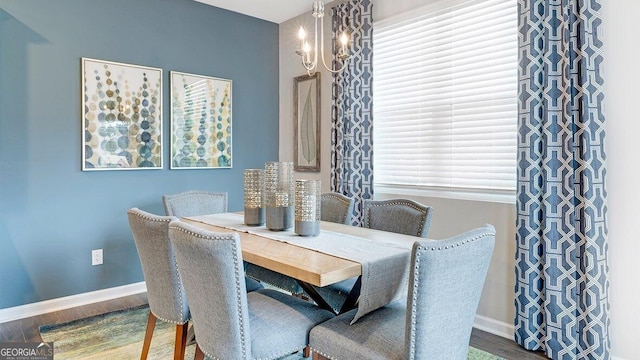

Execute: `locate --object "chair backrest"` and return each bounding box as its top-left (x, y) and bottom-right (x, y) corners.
top-left (168, 221), bottom-right (251, 359)
top-left (127, 208), bottom-right (189, 324)
top-left (320, 192), bottom-right (355, 225)
top-left (363, 199), bottom-right (433, 237)
top-left (162, 190), bottom-right (228, 217)
top-left (405, 225), bottom-right (495, 359)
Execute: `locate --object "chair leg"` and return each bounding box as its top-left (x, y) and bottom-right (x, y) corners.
top-left (303, 346), bottom-right (311, 357)
top-left (194, 345), bottom-right (205, 360)
top-left (140, 312), bottom-right (157, 360)
top-left (312, 351), bottom-right (329, 360)
top-left (174, 323), bottom-right (189, 360)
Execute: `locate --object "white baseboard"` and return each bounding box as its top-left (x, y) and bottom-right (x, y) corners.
top-left (474, 314), bottom-right (514, 339)
top-left (473, 315), bottom-right (627, 360)
top-left (0, 282), bottom-right (147, 323)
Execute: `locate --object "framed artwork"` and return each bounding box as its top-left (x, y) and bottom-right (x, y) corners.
top-left (294, 72), bottom-right (321, 172)
top-left (81, 57), bottom-right (162, 171)
top-left (170, 71), bottom-right (232, 169)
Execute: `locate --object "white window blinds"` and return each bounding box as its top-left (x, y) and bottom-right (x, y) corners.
top-left (373, 0), bottom-right (518, 197)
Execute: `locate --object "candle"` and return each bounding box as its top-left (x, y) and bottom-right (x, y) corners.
top-left (340, 32), bottom-right (349, 56)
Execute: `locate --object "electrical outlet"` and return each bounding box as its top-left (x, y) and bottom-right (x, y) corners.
top-left (92, 249), bottom-right (103, 266)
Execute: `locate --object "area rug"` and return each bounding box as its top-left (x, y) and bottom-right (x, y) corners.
top-left (40, 305), bottom-right (502, 359)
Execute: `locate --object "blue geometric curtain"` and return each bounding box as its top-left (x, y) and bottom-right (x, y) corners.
top-left (330, 0), bottom-right (373, 226)
top-left (515, 1), bottom-right (610, 359)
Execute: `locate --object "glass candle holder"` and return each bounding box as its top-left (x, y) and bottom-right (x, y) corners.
top-left (295, 179), bottom-right (321, 236)
top-left (265, 161), bottom-right (294, 230)
top-left (243, 169), bottom-right (265, 226)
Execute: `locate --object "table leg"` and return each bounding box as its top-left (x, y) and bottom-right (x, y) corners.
top-left (295, 280), bottom-right (339, 315)
top-left (296, 276), bottom-right (363, 315)
top-left (338, 276), bottom-right (361, 314)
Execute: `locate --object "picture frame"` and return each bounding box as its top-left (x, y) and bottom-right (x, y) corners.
top-left (294, 72), bottom-right (321, 172)
top-left (81, 57), bottom-right (163, 171)
top-left (170, 71), bottom-right (232, 169)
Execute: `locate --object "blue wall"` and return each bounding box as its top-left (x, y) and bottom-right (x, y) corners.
top-left (0, 0), bottom-right (279, 309)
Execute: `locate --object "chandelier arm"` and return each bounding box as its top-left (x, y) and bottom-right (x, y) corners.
top-left (301, 58), bottom-right (315, 72)
top-left (320, 41), bottom-right (348, 73)
top-left (322, 61), bottom-right (348, 73)
top-left (319, 16), bottom-right (347, 74)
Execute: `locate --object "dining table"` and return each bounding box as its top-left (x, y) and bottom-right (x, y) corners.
top-left (181, 212), bottom-right (424, 324)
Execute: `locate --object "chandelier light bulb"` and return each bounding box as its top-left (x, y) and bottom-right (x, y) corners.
top-left (339, 32), bottom-right (349, 59)
top-left (340, 32), bottom-right (348, 46)
top-left (298, 27), bottom-right (307, 40)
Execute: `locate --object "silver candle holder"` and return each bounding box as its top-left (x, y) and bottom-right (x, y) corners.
top-left (243, 169), bottom-right (265, 226)
top-left (295, 179), bottom-right (321, 236)
top-left (265, 161), bottom-right (294, 230)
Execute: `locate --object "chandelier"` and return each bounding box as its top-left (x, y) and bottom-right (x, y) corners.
top-left (296, 1), bottom-right (350, 75)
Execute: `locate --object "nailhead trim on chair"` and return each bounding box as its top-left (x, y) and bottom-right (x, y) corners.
top-left (170, 224), bottom-right (249, 359)
top-left (407, 230), bottom-right (495, 359)
top-left (364, 200), bottom-right (429, 237)
top-left (321, 193), bottom-right (354, 225)
top-left (323, 193), bottom-right (352, 206)
top-left (163, 190), bottom-right (228, 216)
top-left (232, 236), bottom-right (249, 360)
top-left (128, 210), bottom-right (189, 325)
top-left (310, 347), bottom-right (337, 360)
top-left (169, 223), bottom-right (325, 360)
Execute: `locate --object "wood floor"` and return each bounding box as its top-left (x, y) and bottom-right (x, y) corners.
top-left (0, 293), bottom-right (547, 359)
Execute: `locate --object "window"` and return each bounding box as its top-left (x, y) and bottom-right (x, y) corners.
top-left (373, 0), bottom-right (517, 203)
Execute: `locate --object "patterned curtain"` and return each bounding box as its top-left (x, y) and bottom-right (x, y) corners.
top-left (330, 0), bottom-right (373, 226)
top-left (515, 1), bottom-right (610, 359)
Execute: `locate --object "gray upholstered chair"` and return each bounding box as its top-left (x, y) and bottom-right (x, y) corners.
top-left (363, 198), bottom-right (434, 237)
top-left (162, 189), bottom-right (263, 293)
top-left (309, 225), bottom-right (496, 360)
top-left (312, 198), bottom-right (434, 314)
top-left (162, 190), bottom-right (227, 218)
top-left (127, 208), bottom-right (189, 360)
top-left (320, 192), bottom-right (355, 225)
top-left (168, 221), bottom-right (335, 360)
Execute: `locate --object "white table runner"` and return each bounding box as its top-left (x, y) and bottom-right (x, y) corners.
top-left (186, 213), bottom-right (416, 323)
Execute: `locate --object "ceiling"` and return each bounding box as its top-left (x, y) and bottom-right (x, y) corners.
top-left (194, 0), bottom-right (317, 24)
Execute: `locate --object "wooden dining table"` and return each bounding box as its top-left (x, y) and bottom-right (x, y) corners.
top-left (181, 212), bottom-right (421, 322)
